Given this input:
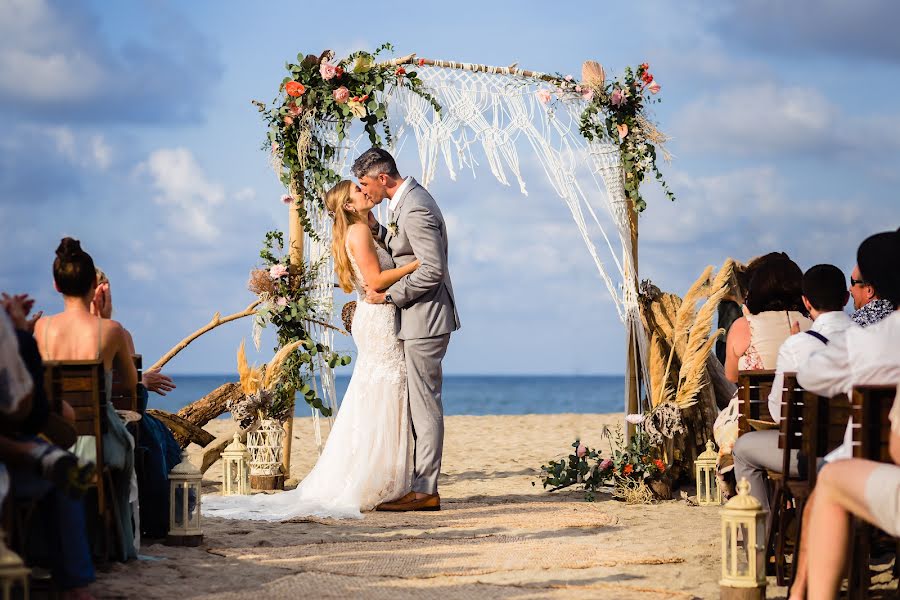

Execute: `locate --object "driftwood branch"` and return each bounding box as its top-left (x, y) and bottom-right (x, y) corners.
top-left (146, 409), bottom-right (216, 448)
top-left (150, 300), bottom-right (261, 371)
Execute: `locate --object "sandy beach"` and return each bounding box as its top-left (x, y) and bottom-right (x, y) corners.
top-left (91, 413), bottom-right (795, 599)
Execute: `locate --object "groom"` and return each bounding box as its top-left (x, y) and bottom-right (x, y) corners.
top-left (352, 148), bottom-right (461, 512)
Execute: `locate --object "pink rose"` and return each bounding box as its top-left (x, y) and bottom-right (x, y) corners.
top-left (275, 297), bottom-right (288, 308)
top-left (269, 264), bottom-right (289, 279)
top-left (288, 103), bottom-right (302, 116)
top-left (564, 74), bottom-right (574, 82)
top-left (319, 61), bottom-right (338, 81)
top-left (648, 81), bottom-right (661, 94)
top-left (576, 443), bottom-right (587, 458)
top-left (283, 115), bottom-right (294, 127)
top-left (536, 89), bottom-right (552, 105)
top-left (333, 86), bottom-right (350, 104)
top-left (611, 88), bottom-right (626, 107)
top-left (581, 87), bottom-right (595, 102)
top-left (280, 194), bottom-right (293, 205)
top-left (599, 458), bottom-right (613, 471)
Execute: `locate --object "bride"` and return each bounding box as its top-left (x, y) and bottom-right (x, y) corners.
top-left (203, 180), bottom-right (419, 520)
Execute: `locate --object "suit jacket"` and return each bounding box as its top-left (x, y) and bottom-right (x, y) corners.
top-left (378, 178), bottom-right (461, 340)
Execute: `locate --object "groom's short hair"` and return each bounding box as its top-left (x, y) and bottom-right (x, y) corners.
top-left (352, 148), bottom-right (400, 179)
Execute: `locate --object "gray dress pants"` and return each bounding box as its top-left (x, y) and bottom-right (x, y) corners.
top-left (404, 333), bottom-right (451, 495)
top-left (732, 429), bottom-right (798, 533)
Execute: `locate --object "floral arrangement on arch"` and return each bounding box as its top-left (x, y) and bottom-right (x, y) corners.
top-left (258, 42), bottom-right (440, 239)
top-left (537, 61), bottom-right (674, 213)
top-left (537, 422), bottom-right (667, 502)
top-left (247, 231), bottom-right (351, 418)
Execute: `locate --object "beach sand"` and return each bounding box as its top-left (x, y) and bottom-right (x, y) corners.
top-left (92, 413), bottom-right (798, 599)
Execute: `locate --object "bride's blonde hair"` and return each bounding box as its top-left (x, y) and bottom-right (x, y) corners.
top-left (325, 180), bottom-right (365, 293)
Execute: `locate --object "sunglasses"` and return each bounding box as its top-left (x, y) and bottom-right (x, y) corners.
top-left (850, 277), bottom-right (868, 287)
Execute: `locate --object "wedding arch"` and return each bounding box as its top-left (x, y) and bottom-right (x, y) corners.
top-left (250, 45), bottom-right (677, 473)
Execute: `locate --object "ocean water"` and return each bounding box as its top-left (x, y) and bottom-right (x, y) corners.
top-left (149, 374), bottom-right (626, 417)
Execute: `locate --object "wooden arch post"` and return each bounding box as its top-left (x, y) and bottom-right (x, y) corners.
top-left (281, 178), bottom-right (304, 482)
top-left (625, 205), bottom-right (641, 440)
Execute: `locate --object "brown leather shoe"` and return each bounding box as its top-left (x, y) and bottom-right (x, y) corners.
top-left (376, 492), bottom-right (416, 511)
top-left (377, 493), bottom-right (440, 512)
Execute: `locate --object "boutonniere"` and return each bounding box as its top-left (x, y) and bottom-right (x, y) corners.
top-left (388, 221), bottom-right (399, 236)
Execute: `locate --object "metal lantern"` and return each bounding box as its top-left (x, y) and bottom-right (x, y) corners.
top-left (720, 477), bottom-right (767, 599)
top-left (0, 530), bottom-right (29, 600)
top-left (167, 451), bottom-right (203, 547)
top-left (695, 439), bottom-right (722, 506)
top-left (222, 433), bottom-right (251, 496)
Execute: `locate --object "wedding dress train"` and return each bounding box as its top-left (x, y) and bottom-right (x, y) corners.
top-left (202, 243), bottom-right (412, 520)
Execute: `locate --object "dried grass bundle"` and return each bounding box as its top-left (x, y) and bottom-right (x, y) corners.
top-left (247, 268), bottom-right (276, 296)
top-left (237, 340), bottom-right (263, 396)
top-left (673, 260), bottom-right (735, 408)
top-left (613, 478), bottom-right (655, 505)
top-left (262, 340), bottom-right (302, 390)
top-left (581, 60), bottom-right (606, 88)
top-left (672, 266), bottom-right (713, 358)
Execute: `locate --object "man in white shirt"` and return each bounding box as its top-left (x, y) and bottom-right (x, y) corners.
top-left (799, 229), bottom-right (900, 598)
top-left (733, 264), bottom-right (854, 528)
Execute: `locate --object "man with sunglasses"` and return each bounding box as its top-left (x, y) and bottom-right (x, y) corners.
top-left (849, 265), bottom-right (894, 327)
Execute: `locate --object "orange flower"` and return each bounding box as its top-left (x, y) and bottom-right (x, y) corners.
top-left (623, 464), bottom-right (634, 475)
top-left (395, 66), bottom-right (406, 77)
top-left (285, 81), bottom-right (305, 97)
top-left (654, 459), bottom-right (666, 472)
top-left (417, 58), bottom-right (426, 67)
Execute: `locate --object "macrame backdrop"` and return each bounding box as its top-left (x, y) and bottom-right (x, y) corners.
top-left (299, 63), bottom-right (651, 451)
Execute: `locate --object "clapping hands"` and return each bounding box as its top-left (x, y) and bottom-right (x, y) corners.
top-left (1, 292), bottom-right (42, 333)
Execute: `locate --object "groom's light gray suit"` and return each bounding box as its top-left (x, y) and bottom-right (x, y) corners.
top-left (378, 177), bottom-right (460, 495)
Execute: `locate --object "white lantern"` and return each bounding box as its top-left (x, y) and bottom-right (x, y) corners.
top-left (166, 451), bottom-right (203, 547)
top-left (222, 433), bottom-right (250, 495)
top-left (247, 419), bottom-right (285, 477)
top-left (0, 530), bottom-right (29, 600)
top-left (720, 477), bottom-right (767, 599)
top-left (695, 440), bottom-right (722, 506)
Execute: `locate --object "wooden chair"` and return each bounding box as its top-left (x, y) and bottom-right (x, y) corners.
top-left (109, 354), bottom-right (142, 413)
top-left (766, 378), bottom-right (853, 588)
top-left (43, 359), bottom-right (124, 562)
top-left (845, 384), bottom-right (898, 600)
top-left (737, 369), bottom-right (778, 436)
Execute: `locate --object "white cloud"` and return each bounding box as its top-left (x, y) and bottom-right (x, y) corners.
top-left (137, 147), bottom-right (225, 242)
top-left (672, 81), bottom-right (900, 158)
top-left (43, 126), bottom-right (112, 170)
top-left (126, 261), bottom-right (155, 282)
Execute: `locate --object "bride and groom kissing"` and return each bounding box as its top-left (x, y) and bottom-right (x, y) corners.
top-left (204, 148), bottom-right (460, 521)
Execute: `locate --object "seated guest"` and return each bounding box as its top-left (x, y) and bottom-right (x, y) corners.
top-left (33, 238), bottom-right (139, 561)
top-left (793, 230), bottom-right (900, 600)
top-left (732, 264), bottom-right (854, 529)
top-left (715, 253), bottom-right (812, 473)
top-left (91, 268), bottom-right (181, 539)
top-left (724, 252), bottom-right (813, 383)
top-left (849, 263), bottom-right (894, 327)
top-left (1, 295), bottom-right (96, 600)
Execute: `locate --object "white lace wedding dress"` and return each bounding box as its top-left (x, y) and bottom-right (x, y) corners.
top-left (203, 242), bottom-right (412, 520)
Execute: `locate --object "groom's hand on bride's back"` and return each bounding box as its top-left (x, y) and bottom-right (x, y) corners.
top-left (368, 211), bottom-right (380, 235)
top-left (365, 286), bottom-right (387, 304)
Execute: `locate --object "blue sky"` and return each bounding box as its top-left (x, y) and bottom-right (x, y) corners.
top-left (1, 0), bottom-right (898, 375)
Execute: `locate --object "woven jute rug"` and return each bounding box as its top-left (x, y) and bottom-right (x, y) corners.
top-left (190, 571), bottom-right (697, 600)
top-left (209, 535), bottom-right (683, 580)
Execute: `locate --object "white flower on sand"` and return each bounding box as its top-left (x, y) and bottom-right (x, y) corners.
top-left (625, 413), bottom-right (645, 425)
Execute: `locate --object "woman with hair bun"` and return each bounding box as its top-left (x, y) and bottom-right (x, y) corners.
top-left (34, 237), bottom-right (139, 561)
